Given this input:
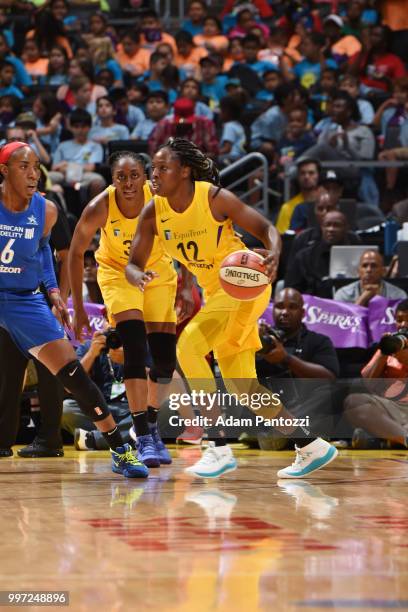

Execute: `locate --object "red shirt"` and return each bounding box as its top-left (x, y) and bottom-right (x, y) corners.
top-left (361, 53), bottom-right (407, 92)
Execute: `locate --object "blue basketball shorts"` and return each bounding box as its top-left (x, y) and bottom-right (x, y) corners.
top-left (0, 290), bottom-right (65, 356)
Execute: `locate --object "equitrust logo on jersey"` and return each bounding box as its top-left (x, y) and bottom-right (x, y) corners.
top-left (164, 230), bottom-right (172, 240)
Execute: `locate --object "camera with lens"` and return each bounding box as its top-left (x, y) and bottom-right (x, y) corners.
top-left (379, 328), bottom-right (408, 356)
top-left (102, 328), bottom-right (123, 352)
top-left (257, 323), bottom-right (288, 356)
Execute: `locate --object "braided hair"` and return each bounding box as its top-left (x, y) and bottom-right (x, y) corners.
top-left (109, 150), bottom-right (146, 172)
top-left (159, 138), bottom-right (220, 185)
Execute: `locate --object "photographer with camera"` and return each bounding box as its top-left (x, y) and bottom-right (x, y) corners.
top-left (344, 299), bottom-right (408, 448)
top-left (256, 288), bottom-right (339, 447)
top-left (61, 328), bottom-right (132, 450)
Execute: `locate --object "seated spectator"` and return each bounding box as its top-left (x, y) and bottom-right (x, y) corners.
top-left (255, 68), bottom-right (282, 103)
top-left (339, 74), bottom-right (375, 125)
top-left (284, 211), bottom-right (358, 298)
top-left (290, 32), bottom-right (338, 90)
top-left (179, 77), bottom-right (213, 119)
top-left (22, 39), bottom-right (48, 84)
top-left (57, 59), bottom-right (107, 108)
top-left (174, 30), bottom-right (208, 78)
top-left (277, 106), bottom-right (316, 166)
top-left (110, 87), bottom-right (145, 133)
top-left (344, 299), bottom-right (408, 448)
top-left (89, 37), bottom-right (123, 89)
top-left (131, 90), bottom-right (170, 141)
top-left (50, 108), bottom-right (106, 201)
top-left (32, 91), bottom-right (62, 154)
top-left (223, 37), bottom-right (244, 72)
top-left (258, 26), bottom-right (288, 67)
top-left (334, 250), bottom-right (407, 305)
top-left (148, 96), bottom-right (218, 158)
top-left (228, 7), bottom-right (269, 40)
top-left (25, 0), bottom-right (73, 59)
top-left (90, 96), bottom-right (130, 145)
top-left (323, 14), bottom-right (362, 64)
top-left (40, 45), bottom-right (69, 87)
top-left (309, 67), bottom-right (338, 119)
top-left (373, 76), bottom-right (408, 139)
top-left (236, 34), bottom-right (276, 79)
top-left (250, 82), bottom-right (307, 154)
top-left (11, 116), bottom-right (51, 166)
top-left (276, 157), bottom-right (321, 234)
top-left (0, 61), bottom-right (23, 99)
top-left (351, 24), bottom-right (406, 94)
top-left (194, 16), bottom-right (229, 54)
top-left (62, 330), bottom-right (132, 451)
top-left (140, 9), bottom-right (177, 54)
top-left (256, 288), bottom-right (339, 445)
top-left (218, 95), bottom-right (246, 164)
top-left (138, 52), bottom-right (178, 104)
top-left (288, 169), bottom-right (342, 232)
top-left (64, 75), bottom-right (97, 117)
top-left (0, 32), bottom-right (32, 92)
top-left (156, 42), bottom-right (187, 82)
top-left (182, 0), bottom-right (207, 36)
top-left (199, 54), bottom-right (228, 107)
top-left (83, 249), bottom-right (103, 304)
top-left (82, 12), bottom-right (112, 46)
top-left (115, 30), bottom-right (151, 78)
top-left (0, 94), bottom-right (21, 130)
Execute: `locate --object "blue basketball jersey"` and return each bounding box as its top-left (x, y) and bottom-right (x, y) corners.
top-left (0, 191), bottom-right (46, 292)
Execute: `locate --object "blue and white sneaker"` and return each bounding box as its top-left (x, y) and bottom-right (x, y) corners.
top-left (185, 442), bottom-right (237, 478)
top-left (277, 438), bottom-right (338, 479)
top-left (148, 423), bottom-right (172, 464)
top-left (111, 443), bottom-right (149, 478)
top-left (135, 434), bottom-right (161, 468)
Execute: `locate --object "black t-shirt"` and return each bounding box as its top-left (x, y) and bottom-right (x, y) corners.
top-left (256, 324), bottom-right (339, 379)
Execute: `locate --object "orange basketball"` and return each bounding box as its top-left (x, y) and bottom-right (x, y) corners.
top-left (219, 250), bottom-right (269, 300)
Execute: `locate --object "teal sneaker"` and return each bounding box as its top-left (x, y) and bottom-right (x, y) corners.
top-left (111, 443), bottom-right (149, 478)
top-left (277, 438), bottom-right (338, 479)
top-left (148, 423), bottom-right (172, 464)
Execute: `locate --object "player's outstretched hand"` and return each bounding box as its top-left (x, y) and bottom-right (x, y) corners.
top-left (72, 306), bottom-right (92, 342)
top-left (49, 291), bottom-right (72, 331)
top-left (253, 248), bottom-right (279, 283)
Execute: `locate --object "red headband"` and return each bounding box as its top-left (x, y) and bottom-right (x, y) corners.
top-left (0, 141), bottom-right (30, 164)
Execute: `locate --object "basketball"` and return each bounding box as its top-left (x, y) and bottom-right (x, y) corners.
top-left (219, 250), bottom-right (269, 300)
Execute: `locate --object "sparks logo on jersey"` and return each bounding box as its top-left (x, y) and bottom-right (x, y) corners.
top-left (24, 228), bottom-right (35, 240)
top-left (164, 230), bottom-right (172, 240)
top-left (27, 215), bottom-right (38, 226)
top-left (113, 229), bottom-right (120, 237)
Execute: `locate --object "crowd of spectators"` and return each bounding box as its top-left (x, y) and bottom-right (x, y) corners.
top-left (1, 0), bottom-right (408, 454)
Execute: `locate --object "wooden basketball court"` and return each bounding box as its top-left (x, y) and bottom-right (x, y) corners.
top-left (1, 446), bottom-right (407, 611)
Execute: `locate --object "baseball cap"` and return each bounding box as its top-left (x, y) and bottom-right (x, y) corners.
top-left (174, 97), bottom-right (195, 121)
top-left (324, 14), bottom-right (344, 28)
top-left (15, 112), bottom-right (37, 130)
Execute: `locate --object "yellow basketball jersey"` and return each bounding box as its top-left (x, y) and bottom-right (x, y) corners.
top-left (96, 183), bottom-right (173, 274)
top-left (154, 181), bottom-right (245, 297)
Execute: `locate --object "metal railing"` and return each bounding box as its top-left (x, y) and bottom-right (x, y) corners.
top-left (219, 152), bottom-right (270, 216)
top-left (283, 160), bottom-right (408, 203)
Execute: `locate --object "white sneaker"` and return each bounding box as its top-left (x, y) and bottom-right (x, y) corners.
top-left (277, 438), bottom-right (338, 479)
top-left (185, 442), bottom-right (237, 478)
top-left (74, 428), bottom-right (94, 451)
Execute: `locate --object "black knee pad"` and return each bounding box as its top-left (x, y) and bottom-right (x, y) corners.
top-left (148, 332), bottom-right (176, 383)
top-left (57, 360), bottom-right (110, 422)
top-left (116, 319), bottom-right (148, 380)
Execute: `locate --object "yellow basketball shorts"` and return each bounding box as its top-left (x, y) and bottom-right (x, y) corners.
top-left (177, 284), bottom-right (271, 362)
top-left (97, 264), bottom-right (177, 323)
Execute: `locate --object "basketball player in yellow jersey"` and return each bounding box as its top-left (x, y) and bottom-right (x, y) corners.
top-left (126, 139), bottom-right (339, 480)
top-left (68, 151), bottom-right (181, 468)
